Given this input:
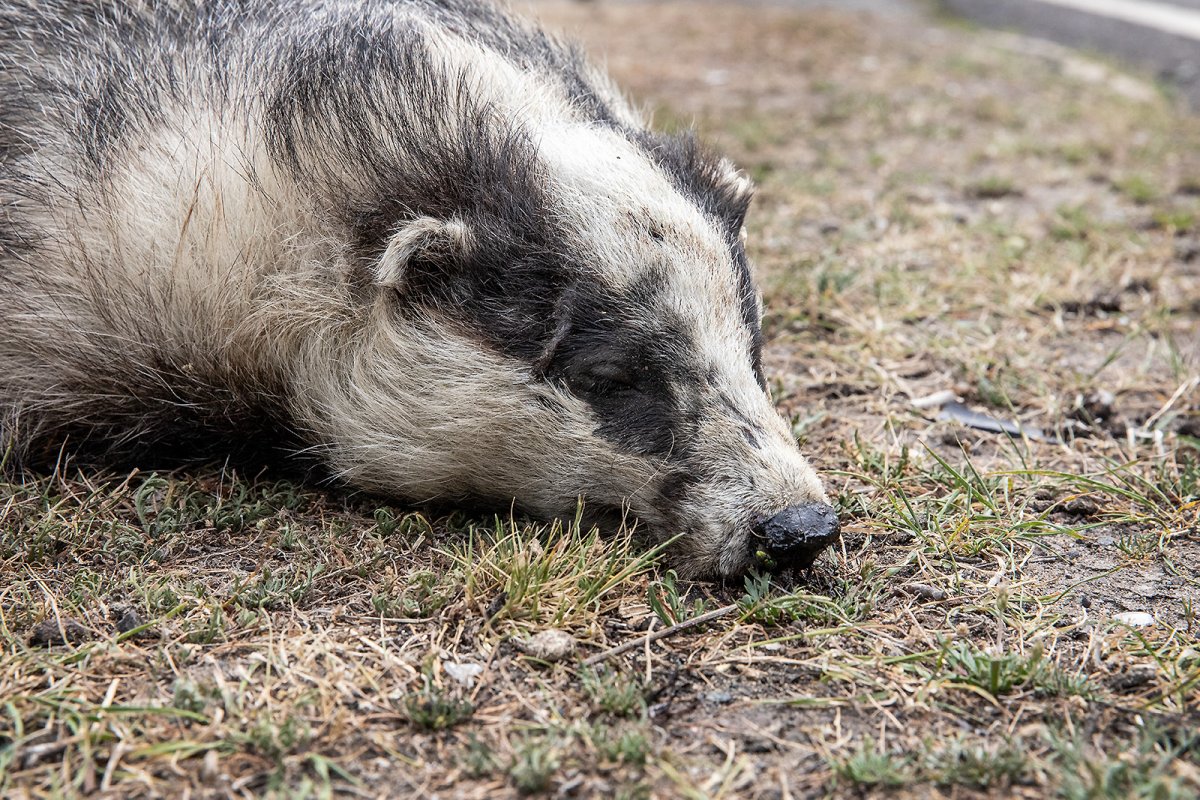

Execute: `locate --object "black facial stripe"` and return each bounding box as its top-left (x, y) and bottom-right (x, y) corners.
top-left (732, 243), bottom-right (767, 388)
top-left (543, 277), bottom-right (705, 459)
top-left (255, 4), bottom-right (766, 459)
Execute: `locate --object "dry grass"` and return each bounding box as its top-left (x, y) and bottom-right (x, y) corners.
top-left (3, 1), bottom-right (1199, 797)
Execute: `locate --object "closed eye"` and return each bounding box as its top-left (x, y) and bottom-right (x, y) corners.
top-left (570, 362), bottom-right (637, 394)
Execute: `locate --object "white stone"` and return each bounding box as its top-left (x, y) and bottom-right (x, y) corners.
top-left (443, 661), bottom-right (484, 687)
top-left (517, 629), bottom-right (577, 662)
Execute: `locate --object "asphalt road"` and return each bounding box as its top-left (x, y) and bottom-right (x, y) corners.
top-left (940, 0), bottom-right (1200, 104)
top-left (626, 0), bottom-right (1200, 105)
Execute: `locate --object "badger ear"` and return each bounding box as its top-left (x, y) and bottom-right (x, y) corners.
top-left (373, 215), bottom-right (474, 289)
top-left (720, 160), bottom-right (755, 200)
top-left (717, 160), bottom-right (755, 231)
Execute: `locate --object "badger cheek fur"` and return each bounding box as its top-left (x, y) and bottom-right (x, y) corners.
top-left (0, 0), bottom-right (835, 579)
top-left (654, 390), bottom-right (833, 578)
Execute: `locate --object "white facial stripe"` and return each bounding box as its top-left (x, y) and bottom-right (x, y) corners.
top-left (528, 121), bottom-right (756, 388)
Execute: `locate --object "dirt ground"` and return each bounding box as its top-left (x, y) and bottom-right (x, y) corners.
top-left (2, 1), bottom-right (1198, 798)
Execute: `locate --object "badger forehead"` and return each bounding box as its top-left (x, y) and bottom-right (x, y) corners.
top-left (533, 123), bottom-right (754, 335)
top-left (536, 124), bottom-right (736, 259)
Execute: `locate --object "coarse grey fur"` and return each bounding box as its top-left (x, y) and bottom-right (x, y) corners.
top-left (0, 0), bottom-right (832, 576)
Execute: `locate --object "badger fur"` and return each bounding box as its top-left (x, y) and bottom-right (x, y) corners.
top-left (0, 0), bottom-right (839, 577)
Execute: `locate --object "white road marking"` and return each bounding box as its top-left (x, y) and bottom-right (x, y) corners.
top-left (1031, 0), bottom-right (1200, 40)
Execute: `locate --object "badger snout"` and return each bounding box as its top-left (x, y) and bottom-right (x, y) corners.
top-left (753, 502), bottom-right (840, 569)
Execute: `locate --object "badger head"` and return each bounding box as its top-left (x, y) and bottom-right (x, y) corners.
top-left (269, 32), bottom-right (838, 577)
top-left (297, 127), bottom-right (834, 578)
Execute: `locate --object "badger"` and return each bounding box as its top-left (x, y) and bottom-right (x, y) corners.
top-left (0, 0), bottom-right (840, 577)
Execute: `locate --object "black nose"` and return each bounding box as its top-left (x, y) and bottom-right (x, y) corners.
top-left (754, 503), bottom-right (840, 568)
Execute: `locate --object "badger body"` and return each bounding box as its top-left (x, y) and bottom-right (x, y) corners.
top-left (0, 0), bottom-right (838, 576)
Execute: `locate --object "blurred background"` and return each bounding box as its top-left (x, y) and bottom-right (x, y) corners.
top-left (942, 0), bottom-right (1200, 105)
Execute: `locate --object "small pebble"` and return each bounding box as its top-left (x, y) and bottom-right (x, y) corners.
top-left (1063, 497), bottom-right (1099, 516)
top-left (443, 661), bottom-right (484, 687)
top-left (112, 606), bottom-right (145, 635)
top-left (200, 749), bottom-right (220, 783)
top-left (908, 583), bottom-right (948, 601)
top-left (705, 691), bottom-right (733, 705)
top-left (1108, 663), bottom-right (1158, 691)
top-left (516, 629), bottom-right (576, 662)
top-left (484, 591), bottom-right (508, 620)
top-left (28, 618), bottom-right (90, 647)
top-left (1113, 611), bottom-right (1155, 627)
top-left (743, 737), bottom-right (775, 753)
